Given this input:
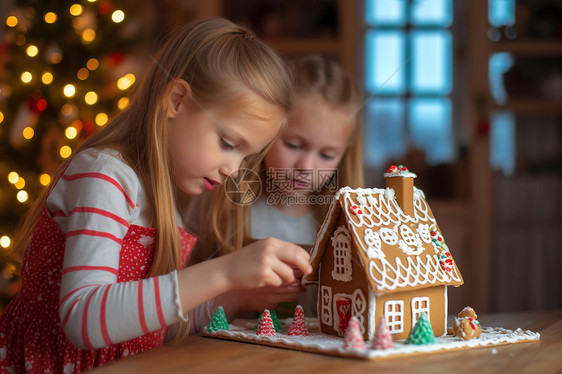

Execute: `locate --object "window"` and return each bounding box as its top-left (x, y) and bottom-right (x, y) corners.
top-left (331, 226), bottom-right (352, 282)
top-left (411, 296), bottom-right (430, 325)
top-left (384, 300), bottom-right (404, 334)
top-left (364, 0), bottom-right (455, 169)
top-left (488, 0), bottom-right (516, 176)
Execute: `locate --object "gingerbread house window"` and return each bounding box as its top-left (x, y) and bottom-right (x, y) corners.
top-left (411, 296), bottom-right (430, 325)
top-left (331, 226), bottom-right (352, 282)
top-left (384, 300), bottom-right (404, 334)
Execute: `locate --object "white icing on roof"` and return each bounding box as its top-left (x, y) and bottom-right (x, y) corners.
top-left (305, 186), bottom-right (463, 293)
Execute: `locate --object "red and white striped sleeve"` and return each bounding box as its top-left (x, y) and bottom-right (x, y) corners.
top-left (48, 148), bottom-right (188, 349)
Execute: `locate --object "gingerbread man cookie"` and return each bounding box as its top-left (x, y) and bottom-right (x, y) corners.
top-left (452, 306), bottom-right (481, 340)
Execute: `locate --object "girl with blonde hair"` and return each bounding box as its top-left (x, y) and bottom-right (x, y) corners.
top-left (0, 18), bottom-right (311, 372)
top-left (189, 54), bottom-right (363, 320)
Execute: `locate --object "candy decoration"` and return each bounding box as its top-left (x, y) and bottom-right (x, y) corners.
top-left (288, 305), bottom-right (309, 336)
top-left (405, 313), bottom-right (435, 345)
top-left (343, 316), bottom-right (365, 350)
top-left (207, 306), bottom-right (229, 333)
top-left (256, 309), bottom-right (276, 336)
top-left (350, 204), bottom-right (363, 215)
top-left (370, 315), bottom-right (393, 350)
top-left (438, 250), bottom-right (454, 272)
top-left (255, 309), bottom-right (281, 332)
top-left (386, 165), bottom-right (409, 173)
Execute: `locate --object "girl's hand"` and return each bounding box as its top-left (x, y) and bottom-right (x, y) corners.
top-left (215, 284), bottom-right (303, 318)
top-left (176, 238), bottom-right (311, 316)
top-left (222, 238), bottom-right (312, 290)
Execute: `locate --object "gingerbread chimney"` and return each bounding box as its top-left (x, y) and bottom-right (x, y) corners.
top-left (384, 165), bottom-right (417, 216)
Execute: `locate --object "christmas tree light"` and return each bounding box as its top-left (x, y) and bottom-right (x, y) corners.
top-left (0, 0), bottom-right (150, 309)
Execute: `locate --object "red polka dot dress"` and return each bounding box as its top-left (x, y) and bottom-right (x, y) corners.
top-left (0, 149), bottom-right (200, 373)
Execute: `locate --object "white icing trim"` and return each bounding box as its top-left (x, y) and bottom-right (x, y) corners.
top-left (411, 296), bottom-right (430, 326)
top-left (384, 170), bottom-right (417, 178)
top-left (320, 286), bottom-right (333, 326)
top-left (352, 289), bottom-right (367, 334)
top-left (331, 226), bottom-right (353, 282)
top-left (368, 289), bottom-right (376, 341)
top-left (443, 286), bottom-right (448, 337)
top-left (368, 254), bottom-right (463, 292)
top-left (384, 300), bottom-right (404, 334)
top-left (363, 229), bottom-right (385, 259)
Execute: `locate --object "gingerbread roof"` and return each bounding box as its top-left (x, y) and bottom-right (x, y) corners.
top-left (304, 185), bottom-right (463, 295)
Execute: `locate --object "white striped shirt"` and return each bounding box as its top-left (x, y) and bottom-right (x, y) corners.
top-left (47, 148), bottom-right (213, 349)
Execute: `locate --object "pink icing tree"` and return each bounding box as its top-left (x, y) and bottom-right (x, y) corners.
top-left (288, 305), bottom-right (309, 336)
top-left (370, 315), bottom-right (393, 350)
top-left (256, 309), bottom-right (276, 336)
top-left (343, 316), bottom-right (365, 350)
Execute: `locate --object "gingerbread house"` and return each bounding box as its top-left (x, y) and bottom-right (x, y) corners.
top-left (303, 166), bottom-right (463, 340)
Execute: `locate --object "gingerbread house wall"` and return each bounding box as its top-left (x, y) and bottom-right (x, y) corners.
top-left (374, 286), bottom-right (448, 340)
top-left (317, 213), bottom-right (371, 340)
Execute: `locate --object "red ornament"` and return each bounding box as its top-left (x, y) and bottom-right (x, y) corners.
top-left (288, 305), bottom-right (309, 336)
top-left (98, 2), bottom-right (113, 15)
top-left (256, 309), bottom-right (276, 336)
top-left (109, 52), bottom-right (124, 66)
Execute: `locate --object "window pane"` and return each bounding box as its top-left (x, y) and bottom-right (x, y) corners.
top-left (408, 98), bottom-right (453, 164)
top-left (365, 0), bottom-right (406, 26)
top-left (490, 111), bottom-right (515, 175)
top-left (489, 52), bottom-right (514, 104)
top-left (411, 30), bottom-right (452, 95)
top-left (365, 30), bottom-right (406, 94)
top-left (488, 0), bottom-right (515, 27)
top-left (412, 0), bottom-right (452, 27)
top-left (364, 98), bottom-right (406, 166)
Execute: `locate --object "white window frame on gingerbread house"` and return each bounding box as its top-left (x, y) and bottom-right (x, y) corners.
top-left (384, 300), bottom-right (404, 334)
top-left (411, 296), bottom-right (430, 325)
top-left (331, 226), bottom-right (352, 282)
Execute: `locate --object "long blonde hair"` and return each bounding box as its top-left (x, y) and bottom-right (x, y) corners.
top-left (193, 54), bottom-right (363, 261)
top-left (13, 18), bottom-right (292, 283)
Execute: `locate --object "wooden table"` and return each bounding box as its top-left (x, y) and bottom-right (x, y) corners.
top-left (94, 310), bottom-right (562, 373)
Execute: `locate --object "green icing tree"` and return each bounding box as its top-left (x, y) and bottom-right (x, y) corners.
top-left (207, 306), bottom-right (229, 333)
top-left (255, 309), bottom-right (281, 332)
top-left (405, 313), bottom-right (435, 345)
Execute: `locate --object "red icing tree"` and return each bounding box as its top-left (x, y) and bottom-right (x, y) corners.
top-left (370, 315), bottom-right (393, 350)
top-left (288, 305), bottom-right (309, 336)
top-left (343, 316), bottom-right (365, 350)
top-left (256, 309), bottom-right (276, 336)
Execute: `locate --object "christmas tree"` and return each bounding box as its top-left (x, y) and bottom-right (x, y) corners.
top-left (405, 312), bottom-right (435, 345)
top-left (288, 305), bottom-right (309, 336)
top-left (256, 309), bottom-right (276, 336)
top-left (207, 306), bottom-right (229, 333)
top-left (370, 315), bottom-right (393, 350)
top-left (255, 309), bottom-right (281, 332)
top-left (0, 0), bottom-right (149, 308)
top-left (343, 316), bottom-right (365, 350)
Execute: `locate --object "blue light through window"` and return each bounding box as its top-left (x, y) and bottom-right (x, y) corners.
top-left (412, 0), bottom-right (452, 27)
top-left (364, 99), bottom-right (407, 165)
top-left (364, 0), bottom-right (454, 168)
top-left (489, 52), bottom-right (514, 104)
top-left (409, 98), bottom-right (453, 163)
top-left (365, 0), bottom-right (406, 26)
top-left (490, 111), bottom-right (515, 175)
top-left (488, 0), bottom-right (515, 27)
top-left (411, 30), bottom-right (452, 95)
top-left (365, 30), bottom-right (406, 95)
